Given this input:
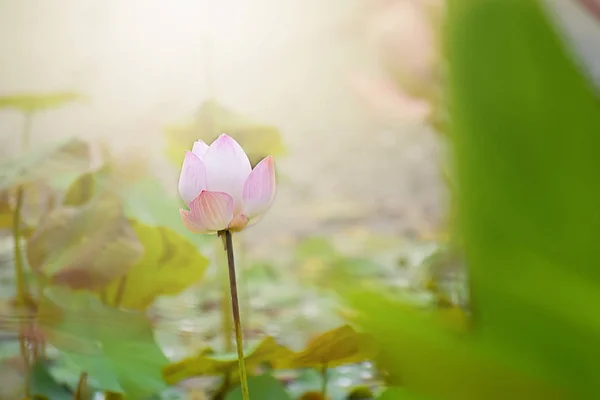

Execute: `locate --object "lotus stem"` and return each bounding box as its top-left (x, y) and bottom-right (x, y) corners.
top-left (217, 237), bottom-right (234, 352)
top-left (321, 362), bottom-right (329, 399)
top-left (221, 229), bottom-right (250, 400)
top-left (13, 113), bottom-right (33, 396)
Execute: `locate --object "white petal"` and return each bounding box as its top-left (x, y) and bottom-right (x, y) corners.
top-left (202, 134), bottom-right (251, 214)
top-left (192, 140), bottom-right (209, 158)
top-left (180, 191), bottom-right (233, 233)
top-left (243, 156), bottom-right (276, 220)
top-left (178, 151), bottom-right (207, 205)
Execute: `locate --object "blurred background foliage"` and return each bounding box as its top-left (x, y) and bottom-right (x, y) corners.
top-left (1, 0), bottom-right (600, 399)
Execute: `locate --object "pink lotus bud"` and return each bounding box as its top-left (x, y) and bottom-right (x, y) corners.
top-left (178, 134), bottom-right (276, 234)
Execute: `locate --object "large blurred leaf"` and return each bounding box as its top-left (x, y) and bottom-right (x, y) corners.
top-left (38, 287), bottom-right (169, 399)
top-left (27, 194), bottom-right (143, 289)
top-left (163, 335), bottom-right (293, 385)
top-left (0, 138), bottom-right (91, 191)
top-left (100, 221), bottom-right (209, 310)
top-left (164, 100), bottom-right (285, 167)
top-left (448, 0), bottom-right (600, 395)
top-left (226, 374), bottom-right (292, 400)
top-left (0, 92), bottom-right (82, 112)
top-left (343, 289), bottom-right (569, 400)
top-left (279, 325), bottom-right (376, 369)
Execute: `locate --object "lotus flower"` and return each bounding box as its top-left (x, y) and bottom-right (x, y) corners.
top-left (178, 134), bottom-right (276, 234)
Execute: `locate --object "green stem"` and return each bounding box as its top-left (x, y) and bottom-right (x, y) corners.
top-left (216, 236), bottom-right (234, 395)
top-left (222, 230), bottom-right (250, 400)
top-left (13, 113), bottom-right (33, 303)
top-left (321, 363), bottom-right (328, 399)
top-left (13, 113), bottom-right (33, 396)
top-left (216, 237), bottom-right (234, 352)
top-left (13, 187), bottom-right (27, 306)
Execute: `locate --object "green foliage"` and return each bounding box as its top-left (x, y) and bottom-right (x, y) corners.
top-left (226, 374), bottom-right (292, 400)
top-left (449, 0), bottom-right (600, 395)
top-left (339, 0), bottom-right (600, 398)
top-left (163, 335), bottom-right (293, 385)
top-left (164, 100), bottom-right (285, 167)
top-left (100, 221), bottom-right (209, 310)
top-left (38, 287), bottom-right (169, 399)
top-left (344, 290), bottom-right (564, 399)
top-left (120, 178), bottom-right (202, 243)
top-left (0, 92), bottom-right (83, 112)
top-left (280, 325), bottom-right (376, 369)
top-left (30, 362), bottom-right (72, 400)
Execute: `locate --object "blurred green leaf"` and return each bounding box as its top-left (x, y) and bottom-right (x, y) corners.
top-left (38, 287), bottom-right (169, 399)
top-left (27, 194), bottom-right (143, 290)
top-left (0, 138), bottom-right (91, 191)
top-left (225, 374), bottom-right (292, 400)
top-left (163, 335), bottom-right (293, 385)
top-left (343, 289), bottom-right (568, 400)
top-left (0, 92), bottom-right (83, 112)
top-left (296, 237), bottom-right (337, 262)
top-left (280, 325), bottom-right (377, 369)
top-left (449, 0), bottom-right (600, 395)
top-left (120, 178), bottom-right (203, 243)
top-left (100, 221), bottom-right (209, 310)
top-left (30, 361), bottom-right (72, 400)
top-left (376, 387), bottom-right (432, 400)
top-left (62, 169), bottom-right (109, 207)
top-left (164, 100), bottom-right (285, 167)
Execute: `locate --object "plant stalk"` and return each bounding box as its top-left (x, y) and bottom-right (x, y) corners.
top-left (222, 230), bottom-right (250, 400)
top-left (14, 113), bottom-right (33, 396)
top-left (217, 237), bottom-right (234, 352)
top-left (321, 363), bottom-right (328, 399)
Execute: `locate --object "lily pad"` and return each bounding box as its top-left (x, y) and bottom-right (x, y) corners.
top-left (280, 325), bottom-right (377, 369)
top-left (27, 194), bottom-right (143, 290)
top-left (38, 287), bottom-right (169, 399)
top-left (100, 221), bottom-right (209, 310)
top-left (163, 335), bottom-right (294, 385)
